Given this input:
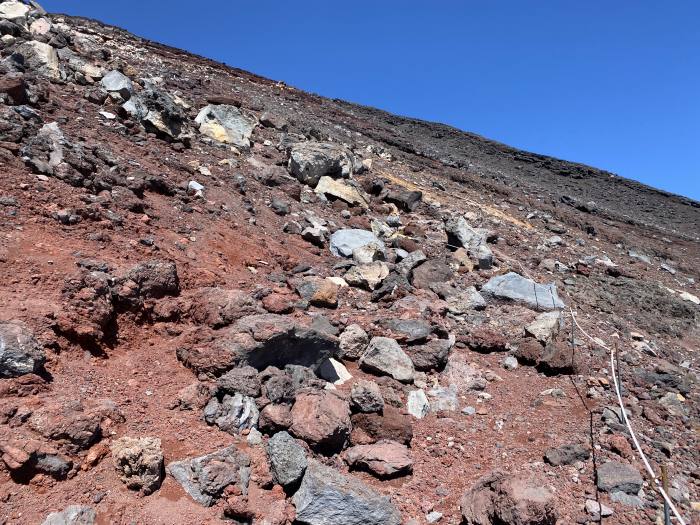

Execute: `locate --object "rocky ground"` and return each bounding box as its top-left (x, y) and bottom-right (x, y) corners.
top-left (0, 2), bottom-right (699, 524)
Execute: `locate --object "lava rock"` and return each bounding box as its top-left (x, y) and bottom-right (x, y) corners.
top-left (292, 459), bottom-right (402, 525)
top-left (41, 505), bottom-right (96, 525)
top-left (481, 272), bottom-right (565, 311)
top-left (288, 142), bottom-right (354, 186)
top-left (596, 461), bottom-right (643, 494)
top-left (360, 337), bottom-right (415, 383)
top-left (167, 446), bottom-right (251, 507)
top-left (203, 393), bottom-right (259, 434)
top-left (339, 323), bottom-right (369, 360)
top-left (544, 443), bottom-right (590, 466)
top-left (460, 470), bottom-right (558, 525)
top-left (266, 430), bottom-right (307, 488)
top-left (350, 380), bottom-right (384, 415)
top-left (110, 436), bottom-right (164, 495)
top-left (290, 390), bottom-right (351, 453)
top-left (0, 320), bottom-right (46, 378)
top-left (330, 229), bottom-right (386, 258)
top-left (344, 440), bottom-right (412, 478)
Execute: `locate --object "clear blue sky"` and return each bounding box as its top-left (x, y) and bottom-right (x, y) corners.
top-left (42, 1), bottom-right (700, 200)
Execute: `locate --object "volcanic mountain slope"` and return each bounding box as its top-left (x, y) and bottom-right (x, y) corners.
top-left (0, 4), bottom-right (699, 525)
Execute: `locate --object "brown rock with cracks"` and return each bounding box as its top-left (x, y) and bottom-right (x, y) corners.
top-left (290, 390), bottom-right (351, 453)
top-left (344, 440), bottom-right (413, 478)
top-left (350, 406), bottom-right (413, 445)
top-left (460, 470), bottom-right (558, 525)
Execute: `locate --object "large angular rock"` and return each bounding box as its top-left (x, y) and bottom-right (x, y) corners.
top-left (344, 440), bottom-right (412, 478)
top-left (0, 320), bottom-right (45, 378)
top-left (544, 443), bottom-right (590, 466)
top-left (350, 407), bottom-right (413, 446)
top-left (185, 314), bottom-right (339, 375)
top-left (344, 261), bottom-right (390, 290)
top-left (444, 216), bottom-right (494, 269)
top-left (0, 2), bottom-right (29, 23)
top-left (406, 338), bottom-right (454, 371)
top-left (195, 104), bottom-right (255, 148)
top-left (411, 259), bottom-right (454, 289)
top-left (383, 319), bottom-right (432, 344)
top-left (288, 142), bottom-right (354, 186)
top-left (216, 366), bottom-right (261, 397)
top-left (330, 229), bottom-right (386, 258)
top-left (0, 438), bottom-right (72, 481)
top-left (290, 390), bottom-right (351, 452)
top-left (407, 389), bottom-right (430, 419)
top-left (441, 355), bottom-right (487, 392)
top-left (122, 260), bottom-right (180, 299)
top-left (266, 431), bottom-right (307, 488)
top-left (111, 436), bottom-right (164, 495)
top-left (315, 176), bottom-right (368, 207)
top-left (596, 461), bottom-right (643, 494)
top-left (395, 250), bottom-right (427, 278)
top-left (41, 505), bottom-right (96, 525)
top-left (203, 393), bottom-right (259, 434)
top-left (16, 41), bottom-right (60, 80)
top-left (339, 324), bottom-right (369, 360)
top-left (167, 446), bottom-right (251, 507)
top-left (525, 311), bottom-right (561, 343)
top-left (122, 85), bottom-right (187, 140)
top-left (188, 288), bottom-right (262, 328)
top-left (481, 272), bottom-right (565, 311)
top-left (360, 337), bottom-right (415, 383)
top-left (384, 189), bottom-right (422, 212)
top-left (350, 379), bottom-right (384, 413)
top-left (100, 70), bottom-right (133, 100)
top-left (293, 459), bottom-right (402, 525)
top-left (461, 470), bottom-right (558, 525)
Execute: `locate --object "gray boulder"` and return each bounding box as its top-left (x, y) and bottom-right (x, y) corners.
top-left (596, 461), bottom-right (643, 494)
top-left (444, 216), bottom-right (494, 269)
top-left (203, 393), bottom-right (259, 434)
top-left (544, 443), bottom-right (590, 466)
top-left (288, 142), bottom-right (354, 186)
top-left (167, 446), bottom-right (251, 507)
top-left (41, 505), bottom-right (96, 525)
top-left (216, 365), bottom-right (261, 397)
top-left (195, 104), bottom-right (256, 148)
top-left (100, 70), bottom-right (133, 100)
top-left (339, 323), bottom-right (369, 360)
top-left (293, 459), bottom-right (402, 525)
top-left (0, 320), bottom-right (45, 378)
top-left (16, 41), bottom-right (59, 80)
top-left (481, 272), bottom-right (565, 311)
top-left (360, 337), bottom-right (415, 383)
top-left (350, 379), bottom-right (384, 413)
top-left (330, 229), bottom-right (385, 258)
top-left (266, 431), bottom-right (307, 487)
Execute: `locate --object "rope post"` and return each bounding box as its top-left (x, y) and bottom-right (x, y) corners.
top-left (662, 465), bottom-right (671, 525)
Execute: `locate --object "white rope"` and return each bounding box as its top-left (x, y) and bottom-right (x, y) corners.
top-left (570, 308), bottom-right (687, 525)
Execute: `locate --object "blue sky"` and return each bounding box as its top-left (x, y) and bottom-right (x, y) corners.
top-left (41, 1), bottom-right (700, 200)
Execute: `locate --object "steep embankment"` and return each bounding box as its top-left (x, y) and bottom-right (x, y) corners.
top-left (0, 4), bottom-right (698, 525)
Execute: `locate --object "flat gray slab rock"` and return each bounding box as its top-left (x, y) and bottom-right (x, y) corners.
top-left (293, 459), bottom-right (402, 525)
top-left (330, 229), bottom-right (385, 258)
top-left (596, 461), bottom-right (643, 494)
top-left (41, 505), bottom-right (96, 525)
top-left (481, 272), bottom-right (565, 311)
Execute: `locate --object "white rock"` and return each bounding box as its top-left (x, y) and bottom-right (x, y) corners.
top-left (0, 1), bottom-right (29, 23)
top-left (318, 358), bottom-right (352, 385)
top-left (407, 389), bottom-right (430, 419)
top-left (585, 499), bottom-right (613, 517)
